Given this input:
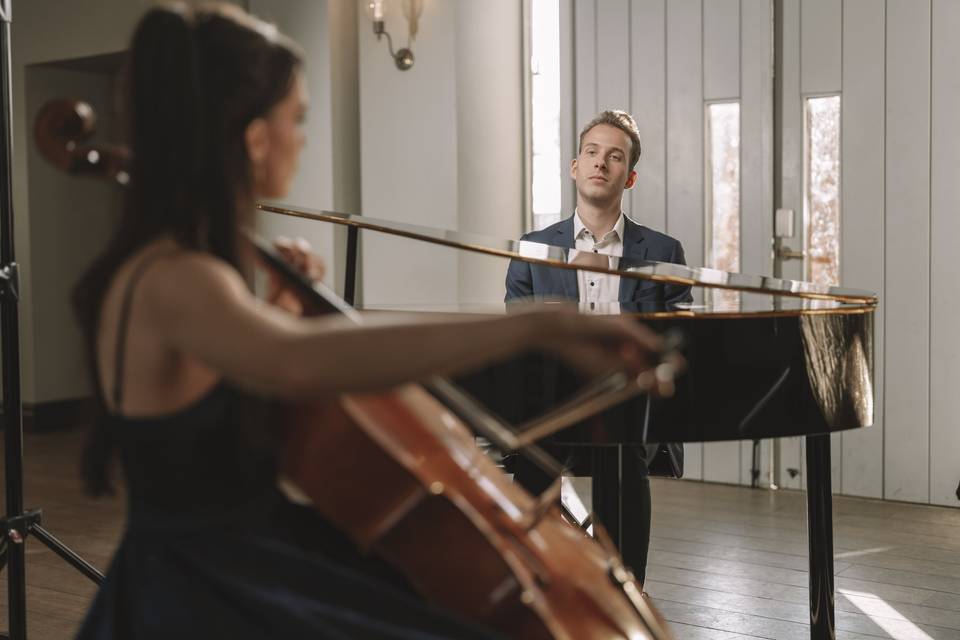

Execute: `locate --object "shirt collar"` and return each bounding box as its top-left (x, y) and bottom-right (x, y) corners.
top-left (574, 209), bottom-right (625, 243)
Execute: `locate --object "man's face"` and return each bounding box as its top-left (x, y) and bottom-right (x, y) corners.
top-left (571, 123), bottom-right (637, 206)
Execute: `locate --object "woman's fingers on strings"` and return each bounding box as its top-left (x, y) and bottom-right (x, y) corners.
top-left (561, 315), bottom-right (684, 397)
top-left (609, 316), bottom-right (664, 354)
top-left (640, 343), bottom-right (684, 397)
top-left (274, 236), bottom-right (326, 283)
top-left (273, 236), bottom-right (302, 270)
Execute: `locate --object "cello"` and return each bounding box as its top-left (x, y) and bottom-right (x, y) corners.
top-left (34, 98), bottom-right (677, 640)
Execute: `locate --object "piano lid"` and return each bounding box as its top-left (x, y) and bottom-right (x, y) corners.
top-left (356, 294), bottom-right (872, 320)
top-left (257, 202), bottom-right (878, 308)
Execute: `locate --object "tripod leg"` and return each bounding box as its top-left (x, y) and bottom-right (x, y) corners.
top-left (30, 526), bottom-right (104, 585)
top-left (1, 6), bottom-right (28, 638)
top-left (0, 8), bottom-right (101, 637)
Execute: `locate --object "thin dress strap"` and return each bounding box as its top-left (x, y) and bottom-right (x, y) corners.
top-left (111, 252), bottom-right (175, 412)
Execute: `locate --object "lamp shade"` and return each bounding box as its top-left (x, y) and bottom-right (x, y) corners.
top-left (365, 0), bottom-right (386, 22)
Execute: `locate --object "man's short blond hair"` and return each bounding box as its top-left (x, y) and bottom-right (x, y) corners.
top-left (578, 110), bottom-right (642, 172)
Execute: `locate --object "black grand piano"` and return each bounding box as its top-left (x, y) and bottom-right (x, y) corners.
top-left (259, 203), bottom-right (877, 640)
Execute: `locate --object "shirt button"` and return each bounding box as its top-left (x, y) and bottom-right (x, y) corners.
top-left (593, 249), bottom-right (598, 253)
top-left (590, 281), bottom-right (596, 287)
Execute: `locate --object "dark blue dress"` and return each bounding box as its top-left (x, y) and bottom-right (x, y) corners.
top-left (75, 386), bottom-right (502, 640)
top-left (76, 258), bottom-right (500, 639)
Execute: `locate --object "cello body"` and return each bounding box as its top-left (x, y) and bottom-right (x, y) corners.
top-left (281, 385), bottom-right (673, 640)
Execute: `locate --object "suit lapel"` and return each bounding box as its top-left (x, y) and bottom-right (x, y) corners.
top-left (553, 217), bottom-right (579, 298)
top-left (618, 218), bottom-right (648, 301)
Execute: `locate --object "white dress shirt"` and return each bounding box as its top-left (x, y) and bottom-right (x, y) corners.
top-left (571, 211), bottom-right (624, 314)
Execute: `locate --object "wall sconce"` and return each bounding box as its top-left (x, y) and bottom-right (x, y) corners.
top-left (365, 0), bottom-right (423, 71)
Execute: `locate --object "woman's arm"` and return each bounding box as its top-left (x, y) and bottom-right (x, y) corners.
top-left (143, 252), bottom-right (664, 399)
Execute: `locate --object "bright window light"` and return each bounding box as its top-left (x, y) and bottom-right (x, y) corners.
top-left (705, 102), bottom-right (740, 308)
top-left (530, 0), bottom-right (562, 231)
top-left (839, 589), bottom-right (934, 640)
top-left (804, 95), bottom-right (841, 286)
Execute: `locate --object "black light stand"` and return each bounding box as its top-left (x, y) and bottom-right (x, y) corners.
top-left (0, 4), bottom-right (103, 639)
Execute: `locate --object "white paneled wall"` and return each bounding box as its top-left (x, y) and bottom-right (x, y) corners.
top-left (358, 0), bottom-right (524, 307)
top-left (739, 0), bottom-right (774, 487)
top-left (800, 0), bottom-right (841, 94)
top-left (776, 0), bottom-right (805, 491)
top-left (596, 0), bottom-right (631, 111)
top-left (930, 1), bottom-right (960, 507)
top-left (884, 0), bottom-right (931, 504)
top-left (840, 0), bottom-right (884, 500)
top-left (702, 0), bottom-right (742, 486)
top-left (571, 0), bottom-right (960, 507)
top-left (665, 0), bottom-right (706, 479)
top-left (800, 0), bottom-right (844, 495)
top-left (359, 0), bottom-right (459, 306)
top-left (629, 0), bottom-right (666, 233)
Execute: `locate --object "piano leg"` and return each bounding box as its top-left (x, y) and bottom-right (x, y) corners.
top-left (591, 445), bottom-right (622, 549)
top-left (343, 225), bottom-right (359, 306)
top-left (805, 434), bottom-right (836, 640)
top-left (590, 445), bottom-right (653, 584)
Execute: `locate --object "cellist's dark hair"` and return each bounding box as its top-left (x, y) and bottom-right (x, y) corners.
top-left (73, 3), bottom-right (303, 495)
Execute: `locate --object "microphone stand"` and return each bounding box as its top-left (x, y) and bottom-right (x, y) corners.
top-left (0, 4), bottom-right (103, 639)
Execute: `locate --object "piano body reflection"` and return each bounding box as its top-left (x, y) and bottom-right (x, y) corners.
top-left (258, 203), bottom-right (877, 640)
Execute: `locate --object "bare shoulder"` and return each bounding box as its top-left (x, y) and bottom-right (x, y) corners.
top-left (139, 250), bottom-right (251, 316)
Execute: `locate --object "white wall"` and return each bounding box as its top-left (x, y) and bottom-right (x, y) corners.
top-left (11, 0), bottom-right (163, 404)
top-left (837, 0), bottom-right (884, 500)
top-left (358, 0), bottom-right (459, 306)
top-left (928, 0), bottom-right (960, 508)
top-left (455, 0), bottom-right (524, 305)
top-left (10, 0), bottom-right (353, 404)
top-left (358, 0), bottom-right (524, 307)
top-left (24, 67), bottom-right (120, 402)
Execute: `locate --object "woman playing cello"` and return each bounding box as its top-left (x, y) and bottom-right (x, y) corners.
top-left (70, 4), bottom-right (670, 638)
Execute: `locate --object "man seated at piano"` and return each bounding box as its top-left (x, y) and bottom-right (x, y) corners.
top-left (504, 109), bottom-right (691, 586)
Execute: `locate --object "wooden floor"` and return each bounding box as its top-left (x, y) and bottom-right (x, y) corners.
top-left (1, 430), bottom-right (959, 639)
top-left (646, 480), bottom-right (960, 640)
top-left (0, 428), bottom-right (124, 639)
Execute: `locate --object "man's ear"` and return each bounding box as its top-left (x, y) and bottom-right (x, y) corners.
top-left (570, 157), bottom-right (578, 179)
top-left (245, 118), bottom-right (270, 165)
top-left (624, 170), bottom-right (638, 190)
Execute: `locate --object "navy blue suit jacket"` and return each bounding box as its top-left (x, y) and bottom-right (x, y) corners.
top-left (503, 215), bottom-right (690, 476)
top-left (504, 215), bottom-right (692, 305)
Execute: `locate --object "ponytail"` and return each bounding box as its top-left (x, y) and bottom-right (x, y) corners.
top-left (126, 5), bottom-right (209, 247)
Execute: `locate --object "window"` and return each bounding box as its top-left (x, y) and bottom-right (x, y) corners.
top-left (529, 0), bottom-right (562, 231)
top-left (803, 96), bottom-right (841, 286)
top-left (705, 102), bottom-right (740, 307)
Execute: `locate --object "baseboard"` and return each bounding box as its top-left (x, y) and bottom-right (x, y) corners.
top-left (12, 397), bottom-right (97, 432)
